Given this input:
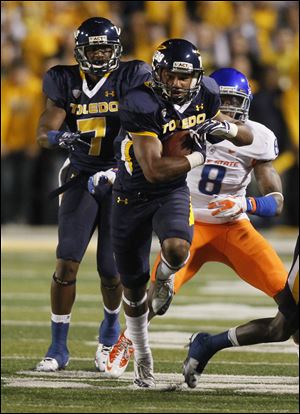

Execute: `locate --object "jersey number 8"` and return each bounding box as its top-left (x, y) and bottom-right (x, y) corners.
top-left (198, 165), bottom-right (226, 195)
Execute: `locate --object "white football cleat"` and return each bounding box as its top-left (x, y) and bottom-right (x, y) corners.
top-left (105, 332), bottom-right (134, 378)
top-left (36, 357), bottom-right (69, 372)
top-left (133, 354), bottom-right (155, 388)
top-left (95, 344), bottom-right (113, 372)
top-left (151, 275), bottom-right (175, 315)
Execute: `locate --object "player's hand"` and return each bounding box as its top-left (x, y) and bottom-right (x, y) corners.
top-left (88, 168), bottom-right (118, 195)
top-left (196, 119), bottom-right (238, 140)
top-left (208, 194), bottom-right (247, 218)
top-left (189, 129), bottom-right (206, 163)
top-left (47, 130), bottom-right (91, 150)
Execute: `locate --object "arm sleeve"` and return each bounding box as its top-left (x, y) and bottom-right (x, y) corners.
top-left (119, 61), bottom-right (152, 97)
top-left (253, 124), bottom-right (279, 161)
top-left (120, 108), bottom-right (161, 137)
top-left (42, 67), bottom-right (68, 110)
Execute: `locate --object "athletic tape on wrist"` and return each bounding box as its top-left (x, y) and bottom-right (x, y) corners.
top-left (228, 122), bottom-right (238, 138)
top-left (185, 152), bottom-right (204, 169)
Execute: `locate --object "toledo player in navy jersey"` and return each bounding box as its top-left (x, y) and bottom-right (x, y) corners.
top-left (35, 17), bottom-right (151, 372)
top-left (109, 39), bottom-right (253, 387)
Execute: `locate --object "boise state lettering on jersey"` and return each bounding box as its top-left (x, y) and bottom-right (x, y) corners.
top-left (43, 61), bottom-right (151, 174)
top-left (114, 76), bottom-right (220, 194)
top-left (188, 119), bottom-right (279, 224)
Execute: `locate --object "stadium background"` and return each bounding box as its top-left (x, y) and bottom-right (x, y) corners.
top-left (1, 0), bottom-right (299, 228)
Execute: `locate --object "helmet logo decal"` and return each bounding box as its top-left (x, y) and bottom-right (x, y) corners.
top-left (153, 51), bottom-right (165, 62)
top-left (274, 138), bottom-right (279, 156)
top-left (173, 61), bottom-right (193, 71)
top-left (89, 35), bottom-right (108, 43)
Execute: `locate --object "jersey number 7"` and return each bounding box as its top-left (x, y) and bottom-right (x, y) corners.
top-left (77, 117), bottom-right (106, 156)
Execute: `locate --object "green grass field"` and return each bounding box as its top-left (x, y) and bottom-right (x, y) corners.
top-left (1, 226), bottom-right (299, 413)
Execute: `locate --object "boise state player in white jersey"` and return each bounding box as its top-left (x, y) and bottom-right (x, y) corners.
top-left (35, 17), bottom-right (151, 372)
top-left (107, 41), bottom-right (253, 387)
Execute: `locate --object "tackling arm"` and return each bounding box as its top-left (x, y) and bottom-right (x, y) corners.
top-left (132, 133), bottom-right (203, 183)
top-left (208, 160), bottom-right (284, 218)
top-left (214, 112), bottom-right (253, 147)
top-left (252, 160), bottom-right (284, 215)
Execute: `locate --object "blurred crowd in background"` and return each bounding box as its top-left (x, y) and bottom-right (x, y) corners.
top-left (1, 1), bottom-right (299, 227)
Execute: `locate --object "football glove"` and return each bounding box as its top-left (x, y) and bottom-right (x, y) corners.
top-left (47, 130), bottom-right (91, 150)
top-left (88, 168), bottom-right (117, 195)
top-left (189, 129), bottom-right (206, 162)
top-left (208, 194), bottom-right (247, 218)
top-left (196, 119), bottom-right (238, 139)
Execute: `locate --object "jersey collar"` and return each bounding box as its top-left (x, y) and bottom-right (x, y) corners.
top-left (80, 70), bottom-right (111, 99)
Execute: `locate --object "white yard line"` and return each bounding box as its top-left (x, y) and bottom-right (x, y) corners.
top-left (1, 356), bottom-right (297, 366)
top-left (3, 372), bottom-right (298, 394)
top-left (1, 302), bottom-right (279, 322)
top-left (2, 225), bottom-right (297, 255)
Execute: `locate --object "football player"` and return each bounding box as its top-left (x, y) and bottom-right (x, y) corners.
top-left (144, 66), bottom-right (295, 387)
top-left (151, 67), bottom-right (287, 316)
top-left (184, 235), bottom-right (299, 388)
top-left (35, 17), bottom-right (151, 372)
top-left (106, 40), bottom-right (253, 387)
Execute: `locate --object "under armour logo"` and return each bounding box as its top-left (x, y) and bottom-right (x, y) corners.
top-left (105, 90), bottom-right (116, 97)
top-left (116, 196), bottom-right (128, 205)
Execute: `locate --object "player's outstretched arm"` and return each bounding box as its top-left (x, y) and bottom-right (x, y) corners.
top-left (208, 160), bottom-right (284, 219)
top-left (252, 160), bottom-right (284, 215)
top-left (36, 98), bottom-right (67, 149)
top-left (213, 112), bottom-right (253, 146)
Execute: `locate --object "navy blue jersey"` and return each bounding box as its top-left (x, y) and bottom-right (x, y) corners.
top-left (43, 61), bottom-right (151, 174)
top-left (115, 76), bottom-right (221, 194)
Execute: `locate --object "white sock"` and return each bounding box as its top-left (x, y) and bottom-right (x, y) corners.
top-left (228, 327), bottom-right (240, 346)
top-left (125, 311), bottom-right (151, 360)
top-left (51, 313), bottom-right (71, 323)
top-left (156, 252), bottom-right (190, 281)
top-left (156, 261), bottom-right (174, 281)
top-left (104, 303), bottom-right (122, 314)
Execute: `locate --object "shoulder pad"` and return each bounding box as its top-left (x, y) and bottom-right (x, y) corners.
top-left (121, 86), bottom-right (158, 114)
top-left (201, 76), bottom-right (220, 95)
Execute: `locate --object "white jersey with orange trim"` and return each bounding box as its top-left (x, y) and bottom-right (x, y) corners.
top-left (188, 119), bottom-right (279, 224)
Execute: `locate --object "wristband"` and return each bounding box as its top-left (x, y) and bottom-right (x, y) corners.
top-left (227, 123), bottom-right (238, 138)
top-left (185, 152), bottom-right (205, 169)
top-left (246, 194), bottom-right (279, 217)
top-left (47, 130), bottom-right (60, 146)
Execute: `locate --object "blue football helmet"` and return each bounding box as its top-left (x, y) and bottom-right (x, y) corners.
top-left (74, 17), bottom-right (122, 75)
top-left (152, 39), bottom-right (204, 104)
top-left (210, 68), bottom-right (252, 122)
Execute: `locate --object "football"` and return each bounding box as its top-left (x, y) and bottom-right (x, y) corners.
top-left (162, 130), bottom-right (193, 157)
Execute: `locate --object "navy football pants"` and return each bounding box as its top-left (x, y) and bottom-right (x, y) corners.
top-left (112, 186), bottom-right (194, 288)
